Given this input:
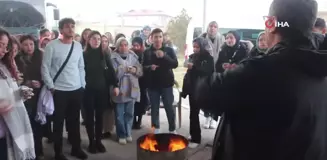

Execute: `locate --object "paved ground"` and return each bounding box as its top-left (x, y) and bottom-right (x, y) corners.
top-left (42, 106), bottom-right (217, 160)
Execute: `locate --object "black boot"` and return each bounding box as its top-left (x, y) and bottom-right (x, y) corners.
top-left (132, 116), bottom-right (137, 129)
top-left (96, 140), bottom-right (106, 153)
top-left (54, 154), bottom-right (68, 160)
top-left (88, 140), bottom-right (97, 154)
top-left (135, 116), bottom-right (142, 130)
top-left (71, 148), bottom-right (88, 159)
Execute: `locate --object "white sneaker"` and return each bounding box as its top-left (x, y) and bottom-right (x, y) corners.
top-left (210, 120), bottom-right (217, 129)
top-left (169, 130), bottom-right (177, 134)
top-left (154, 128), bottom-right (161, 134)
top-left (188, 142), bottom-right (200, 148)
top-left (203, 117), bottom-right (211, 129)
top-left (118, 138), bottom-right (127, 145)
top-left (187, 135), bottom-right (192, 141)
top-left (126, 136), bottom-right (133, 143)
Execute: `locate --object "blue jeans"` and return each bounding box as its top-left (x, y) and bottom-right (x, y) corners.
top-left (148, 87), bottom-right (176, 131)
top-left (114, 101), bottom-right (135, 138)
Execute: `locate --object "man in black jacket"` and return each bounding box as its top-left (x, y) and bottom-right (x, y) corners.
top-left (143, 28), bottom-right (178, 134)
top-left (197, 0), bottom-right (327, 160)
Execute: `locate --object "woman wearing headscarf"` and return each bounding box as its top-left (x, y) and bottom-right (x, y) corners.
top-left (200, 21), bottom-right (225, 128)
top-left (83, 31), bottom-right (118, 153)
top-left (131, 37), bottom-right (148, 129)
top-left (215, 30), bottom-right (249, 73)
top-left (15, 35), bottom-right (44, 159)
top-left (182, 37), bottom-right (214, 148)
top-left (111, 37), bottom-right (143, 145)
top-left (249, 32), bottom-right (268, 57)
top-left (0, 28), bottom-right (35, 160)
top-left (201, 21), bottom-right (225, 65)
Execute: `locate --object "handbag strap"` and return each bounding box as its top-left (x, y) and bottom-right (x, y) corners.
top-left (53, 41), bottom-right (75, 83)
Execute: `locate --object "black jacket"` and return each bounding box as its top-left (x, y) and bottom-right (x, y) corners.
top-left (15, 50), bottom-right (43, 116)
top-left (320, 34), bottom-right (327, 50)
top-left (143, 45), bottom-right (178, 89)
top-left (182, 53), bottom-right (214, 97)
top-left (215, 42), bottom-right (248, 73)
top-left (312, 32), bottom-right (325, 50)
top-left (249, 47), bottom-right (265, 57)
top-left (84, 49), bottom-right (118, 90)
top-left (197, 40), bottom-right (327, 160)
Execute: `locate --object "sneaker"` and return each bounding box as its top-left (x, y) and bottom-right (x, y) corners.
top-left (210, 120), bottom-right (217, 129)
top-left (169, 130), bottom-right (177, 134)
top-left (126, 136), bottom-right (133, 143)
top-left (187, 135), bottom-right (192, 141)
top-left (118, 138), bottom-right (127, 145)
top-left (188, 142), bottom-right (200, 149)
top-left (203, 117), bottom-right (211, 129)
top-left (154, 128), bottom-right (160, 134)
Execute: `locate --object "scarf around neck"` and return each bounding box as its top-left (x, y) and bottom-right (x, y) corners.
top-left (0, 62), bottom-right (35, 160)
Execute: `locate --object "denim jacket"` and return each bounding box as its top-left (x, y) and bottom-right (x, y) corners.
top-left (110, 52), bottom-right (143, 103)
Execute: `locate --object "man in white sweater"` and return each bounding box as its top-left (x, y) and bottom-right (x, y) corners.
top-left (41, 18), bottom-right (87, 160)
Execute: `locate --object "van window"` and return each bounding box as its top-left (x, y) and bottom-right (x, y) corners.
top-left (193, 27), bottom-right (203, 39)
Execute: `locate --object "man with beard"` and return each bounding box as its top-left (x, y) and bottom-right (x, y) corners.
top-left (196, 0), bottom-right (327, 159)
top-left (41, 18), bottom-right (87, 160)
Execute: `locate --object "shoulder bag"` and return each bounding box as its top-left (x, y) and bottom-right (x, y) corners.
top-left (53, 41), bottom-right (75, 83)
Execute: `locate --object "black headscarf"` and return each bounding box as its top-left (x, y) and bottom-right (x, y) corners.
top-left (192, 37), bottom-right (212, 55)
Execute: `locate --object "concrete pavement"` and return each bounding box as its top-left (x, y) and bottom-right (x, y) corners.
top-left (42, 107), bottom-right (217, 160)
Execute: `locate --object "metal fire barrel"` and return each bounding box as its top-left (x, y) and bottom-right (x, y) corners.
top-left (137, 133), bottom-right (189, 160)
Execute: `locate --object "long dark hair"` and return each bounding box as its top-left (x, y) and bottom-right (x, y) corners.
top-left (0, 28), bottom-right (18, 79)
top-left (80, 28), bottom-right (91, 48)
top-left (84, 30), bottom-right (107, 55)
top-left (19, 35), bottom-right (36, 55)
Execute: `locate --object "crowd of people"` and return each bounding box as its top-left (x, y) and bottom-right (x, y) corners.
top-left (0, 0), bottom-right (327, 159)
top-left (0, 17), bottom-right (182, 160)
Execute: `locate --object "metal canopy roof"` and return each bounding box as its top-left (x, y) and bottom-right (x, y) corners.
top-left (0, 1), bottom-right (45, 27)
